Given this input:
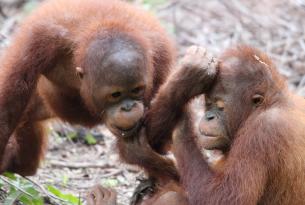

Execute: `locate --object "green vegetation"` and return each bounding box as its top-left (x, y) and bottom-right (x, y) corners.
top-left (0, 173), bottom-right (82, 205)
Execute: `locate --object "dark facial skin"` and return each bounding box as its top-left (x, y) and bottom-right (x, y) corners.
top-left (198, 56), bottom-right (266, 152)
top-left (104, 90), bottom-right (145, 138)
top-left (198, 96), bottom-right (230, 151)
top-left (78, 37), bottom-right (148, 138)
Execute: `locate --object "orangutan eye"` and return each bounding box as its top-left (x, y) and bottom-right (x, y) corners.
top-left (131, 86), bottom-right (144, 95)
top-left (111, 92), bottom-right (122, 98)
top-left (132, 87), bottom-right (141, 94)
top-left (252, 94), bottom-right (264, 106)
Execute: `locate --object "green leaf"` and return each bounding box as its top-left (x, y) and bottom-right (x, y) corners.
top-left (23, 186), bottom-right (40, 198)
top-left (4, 189), bottom-right (21, 205)
top-left (85, 133), bottom-right (97, 145)
top-left (46, 185), bottom-right (61, 196)
top-left (19, 194), bottom-right (43, 205)
top-left (1, 173), bottom-right (44, 205)
top-left (67, 131), bottom-right (78, 141)
top-left (3, 172), bottom-right (17, 180)
top-left (46, 185), bottom-right (82, 205)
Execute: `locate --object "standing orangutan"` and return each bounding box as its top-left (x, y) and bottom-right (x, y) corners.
top-left (0, 0), bottom-right (179, 183)
top-left (150, 45), bottom-right (305, 205)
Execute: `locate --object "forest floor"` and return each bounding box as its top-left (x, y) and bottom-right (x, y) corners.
top-left (1, 0), bottom-right (305, 204)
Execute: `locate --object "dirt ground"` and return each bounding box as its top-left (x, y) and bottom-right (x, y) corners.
top-left (1, 0), bottom-right (305, 204)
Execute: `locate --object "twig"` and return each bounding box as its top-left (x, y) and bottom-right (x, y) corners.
top-left (0, 176), bottom-right (34, 198)
top-left (49, 160), bottom-right (111, 169)
top-left (24, 176), bottom-right (68, 205)
top-left (100, 170), bottom-right (122, 178)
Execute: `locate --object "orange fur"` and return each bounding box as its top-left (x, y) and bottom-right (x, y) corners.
top-left (0, 0), bottom-right (175, 177)
top-left (170, 46), bottom-right (305, 205)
